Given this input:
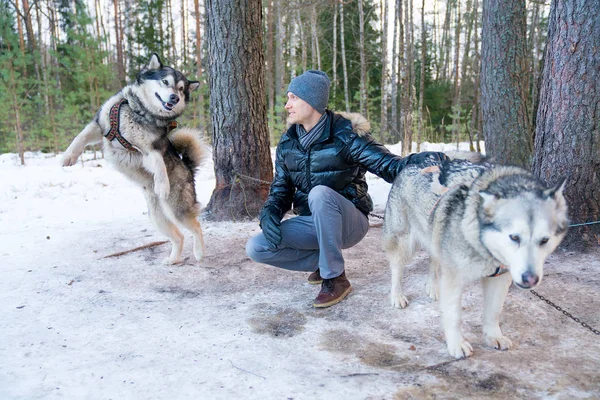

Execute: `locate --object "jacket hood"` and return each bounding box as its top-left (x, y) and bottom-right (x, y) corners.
top-left (337, 112), bottom-right (370, 136)
top-left (285, 111), bottom-right (370, 137)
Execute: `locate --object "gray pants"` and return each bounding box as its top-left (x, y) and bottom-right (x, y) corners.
top-left (245, 185), bottom-right (370, 279)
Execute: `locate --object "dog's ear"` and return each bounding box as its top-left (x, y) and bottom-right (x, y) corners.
top-left (479, 191), bottom-right (499, 217)
top-left (147, 53), bottom-right (163, 70)
top-left (188, 81), bottom-right (200, 93)
top-left (544, 177), bottom-right (569, 229)
top-left (543, 176), bottom-right (566, 199)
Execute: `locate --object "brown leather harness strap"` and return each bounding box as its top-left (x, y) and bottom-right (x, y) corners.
top-left (105, 98), bottom-right (137, 152)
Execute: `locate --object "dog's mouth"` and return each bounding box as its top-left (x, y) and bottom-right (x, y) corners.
top-left (155, 93), bottom-right (174, 111)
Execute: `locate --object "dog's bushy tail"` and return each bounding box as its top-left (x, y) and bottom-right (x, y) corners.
top-left (169, 127), bottom-right (207, 169)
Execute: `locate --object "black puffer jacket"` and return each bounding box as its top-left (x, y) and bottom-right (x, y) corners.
top-left (261, 110), bottom-right (435, 219)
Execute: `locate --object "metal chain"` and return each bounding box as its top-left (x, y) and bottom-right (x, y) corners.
top-left (369, 212), bottom-right (384, 220)
top-left (530, 289), bottom-right (600, 335)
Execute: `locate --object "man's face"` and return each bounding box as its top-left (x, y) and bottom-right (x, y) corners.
top-left (285, 92), bottom-right (320, 126)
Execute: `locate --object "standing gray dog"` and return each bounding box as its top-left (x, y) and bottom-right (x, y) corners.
top-left (62, 54), bottom-right (207, 265)
top-left (383, 157), bottom-right (568, 358)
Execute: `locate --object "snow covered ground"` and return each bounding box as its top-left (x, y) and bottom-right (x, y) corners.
top-left (1, 145), bottom-right (598, 399)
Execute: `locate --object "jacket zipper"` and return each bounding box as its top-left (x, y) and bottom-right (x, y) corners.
top-left (305, 147), bottom-right (312, 192)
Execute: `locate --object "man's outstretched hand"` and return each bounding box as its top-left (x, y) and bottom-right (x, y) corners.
top-left (260, 211), bottom-right (282, 248)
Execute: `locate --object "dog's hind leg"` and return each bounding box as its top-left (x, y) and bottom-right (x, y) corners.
top-left (62, 121), bottom-right (103, 166)
top-left (147, 196), bottom-right (184, 264)
top-left (482, 272), bottom-right (513, 351)
top-left (426, 258), bottom-right (440, 301)
top-left (440, 270), bottom-right (473, 358)
top-left (178, 213), bottom-right (205, 262)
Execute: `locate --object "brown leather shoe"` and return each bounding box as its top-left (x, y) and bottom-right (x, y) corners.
top-left (308, 269), bottom-right (323, 285)
top-left (313, 271), bottom-right (352, 308)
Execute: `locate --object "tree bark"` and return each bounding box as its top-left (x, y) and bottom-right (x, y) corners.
top-left (113, 0), bottom-right (125, 83)
top-left (451, 0), bottom-right (462, 149)
top-left (380, 0), bottom-right (388, 142)
top-left (358, 0), bottom-right (368, 117)
top-left (532, 0), bottom-right (600, 247)
top-left (205, 0), bottom-right (272, 220)
top-left (332, 3), bottom-right (337, 103)
top-left (401, 0), bottom-right (413, 156)
top-left (390, 0), bottom-right (402, 142)
top-left (265, 0), bottom-right (275, 134)
top-left (418, 0), bottom-right (426, 151)
top-left (481, 0), bottom-right (531, 168)
top-left (193, 0), bottom-right (206, 134)
top-left (340, 1), bottom-right (350, 113)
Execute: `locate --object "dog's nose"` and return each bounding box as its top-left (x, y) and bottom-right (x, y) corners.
top-left (521, 271), bottom-right (539, 287)
top-left (169, 94), bottom-right (180, 104)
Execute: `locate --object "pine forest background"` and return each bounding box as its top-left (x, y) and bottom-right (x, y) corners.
top-left (0, 0), bottom-right (550, 155)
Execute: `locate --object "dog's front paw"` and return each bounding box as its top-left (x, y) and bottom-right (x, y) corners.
top-left (446, 338), bottom-right (473, 359)
top-left (485, 334), bottom-right (513, 350)
top-left (62, 150), bottom-right (81, 166)
top-left (154, 179), bottom-right (170, 199)
top-left (390, 293), bottom-right (409, 308)
top-left (162, 255), bottom-right (182, 265)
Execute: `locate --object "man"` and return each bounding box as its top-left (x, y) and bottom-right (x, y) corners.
top-left (246, 70), bottom-right (446, 308)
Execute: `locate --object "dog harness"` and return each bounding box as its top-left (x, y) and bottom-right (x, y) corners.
top-left (105, 98), bottom-right (179, 152)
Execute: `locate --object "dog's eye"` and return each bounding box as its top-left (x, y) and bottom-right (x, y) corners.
top-left (178, 87), bottom-right (184, 92)
top-left (509, 234), bottom-right (520, 243)
top-left (540, 237), bottom-right (549, 246)
top-left (162, 79), bottom-right (169, 86)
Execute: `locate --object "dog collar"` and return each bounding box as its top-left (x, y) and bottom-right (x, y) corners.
top-left (488, 265), bottom-right (508, 277)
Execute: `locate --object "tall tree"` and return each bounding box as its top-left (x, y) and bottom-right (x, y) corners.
top-left (204, 0), bottom-right (273, 220)
top-left (390, 0), bottom-right (402, 142)
top-left (339, 0), bottom-right (350, 112)
top-left (532, 0), bottom-right (599, 246)
top-left (481, 0), bottom-right (531, 168)
top-left (358, 0), bottom-right (367, 116)
top-left (380, 0), bottom-right (388, 142)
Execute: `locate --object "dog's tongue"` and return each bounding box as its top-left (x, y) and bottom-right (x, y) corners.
top-left (166, 103), bottom-right (173, 108)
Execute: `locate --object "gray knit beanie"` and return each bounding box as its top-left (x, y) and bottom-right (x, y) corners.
top-left (287, 70), bottom-right (331, 114)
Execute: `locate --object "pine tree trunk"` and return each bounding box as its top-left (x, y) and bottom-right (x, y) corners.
top-left (472, 0), bottom-right (481, 152)
top-left (113, 0), bottom-right (125, 83)
top-left (332, 3), bottom-right (337, 103)
top-left (205, 0), bottom-right (272, 221)
top-left (340, 1), bottom-right (350, 113)
top-left (193, 0), bottom-right (206, 134)
top-left (358, 0), bottom-right (367, 117)
top-left (451, 0), bottom-right (462, 149)
top-left (528, 2), bottom-right (541, 129)
top-left (481, 0), bottom-right (531, 168)
top-left (274, 0), bottom-right (284, 124)
top-left (440, 0), bottom-right (453, 81)
top-left (532, 0), bottom-right (600, 247)
top-left (401, 0), bottom-right (413, 156)
top-left (310, 5), bottom-right (321, 70)
top-left (418, 0), bottom-right (426, 150)
top-left (265, 0), bottom-right (275, 135)
top-left (390, 0), bottom-right (401, 143)
top-left (461, 0), bottom-right (475, 151)
top-left (297, 11), bottom-right (307, 72)
top-left (380, 0), bottom-right (388, 143)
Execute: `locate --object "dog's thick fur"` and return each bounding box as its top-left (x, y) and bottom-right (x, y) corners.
top-left (62, 54), bottom-right (207, 265)
top-left (383, 156), bottom-right (569, 358)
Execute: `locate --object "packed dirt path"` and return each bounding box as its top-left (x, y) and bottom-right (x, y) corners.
top-left (3, 217), bottom-right (599, 399)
